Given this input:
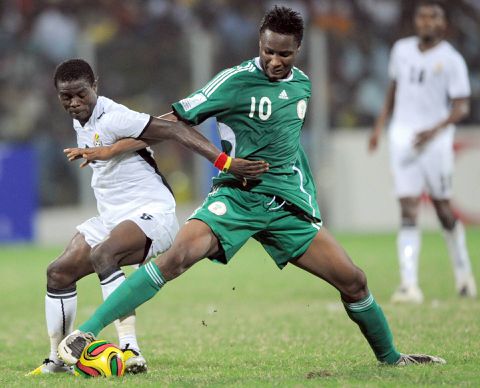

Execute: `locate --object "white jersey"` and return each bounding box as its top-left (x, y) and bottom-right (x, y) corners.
top-left (73, 96), bottom-right (175, 229)
top-left (388, 36), bottom-right (470, 143)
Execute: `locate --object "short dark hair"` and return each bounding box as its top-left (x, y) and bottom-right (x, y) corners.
top-left (53, 59), bottom-right (95, 87)
top-left (259, 6), bottom-right (304, 46)
top-left (415, 0), bottom-right (447, 18)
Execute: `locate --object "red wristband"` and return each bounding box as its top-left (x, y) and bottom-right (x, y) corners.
top-left (214, 152), bottom-right (228, 170)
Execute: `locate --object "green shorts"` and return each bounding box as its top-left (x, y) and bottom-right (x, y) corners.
top-left (189, 184), bottom-right (322, 269)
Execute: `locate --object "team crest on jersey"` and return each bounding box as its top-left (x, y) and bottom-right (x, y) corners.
top-left (297, 100), bottom-right (307, 120)
top-left (208, 201), bottom-right (227, 216)
top-left (93, 133), bottom-right (102, 147)
top-left (434, 62), bottom-right (444, 74)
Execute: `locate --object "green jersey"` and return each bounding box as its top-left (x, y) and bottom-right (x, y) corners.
top-left (172, 57), bottom-right (321, 221)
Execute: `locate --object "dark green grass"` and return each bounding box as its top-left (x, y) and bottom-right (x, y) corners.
top-left (0, 229), bottom-right (478, 387)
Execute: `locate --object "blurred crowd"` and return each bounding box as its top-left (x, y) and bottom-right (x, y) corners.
top-left (0, 0), bottom-right (479, 206)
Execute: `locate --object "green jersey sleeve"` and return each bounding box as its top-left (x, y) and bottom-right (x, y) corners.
top-left (172, 62), bottom-right (255, 124)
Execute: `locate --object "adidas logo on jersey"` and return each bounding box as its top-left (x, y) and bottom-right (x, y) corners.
top-left (278, 90), bottom-right (289, 100)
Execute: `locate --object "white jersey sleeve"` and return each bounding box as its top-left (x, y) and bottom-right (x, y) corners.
top-left (447, 52), bottom-right (470, 99)
top-left (101, 100), bottom-right (152, 141)
top-left (388, 41), bottom-right (400, 81)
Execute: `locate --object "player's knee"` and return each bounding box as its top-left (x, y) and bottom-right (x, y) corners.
top-left (46, 261), bottom-right (75, 289)
top-left (433, 203), bottom-right (456, 230)
top-left (438, 215), bottom-right (456, 230)
top-left (401, 217), bottom-right (416, 227)
top-left (400, 208), bottom-right (417, 226)
top-left (89, 244), bottom-right (117, 274)
top-left (341, 268), bottom-right (368, 301)
top-left (400, 200), bottom-right (419, 226)
top-left (159, 247), bottom-right (190, 280)
top-left (166, 253), bottom-right (188, 278)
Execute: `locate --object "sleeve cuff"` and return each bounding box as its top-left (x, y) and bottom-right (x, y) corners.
top-left (137, 115), bottom-right (153, 138)
top-left (171, 106), bottom-right (194, 125)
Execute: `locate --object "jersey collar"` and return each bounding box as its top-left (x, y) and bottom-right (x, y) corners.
top-left (415, 36), bottom-right (446, 54)
top-left (254, 57), bottom-right (294, 82)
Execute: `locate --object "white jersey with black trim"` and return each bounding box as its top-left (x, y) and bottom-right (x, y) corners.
top-left (73, 96), bottom-right (175, 229)
top-left (388, 36), bottom-right (470, 143)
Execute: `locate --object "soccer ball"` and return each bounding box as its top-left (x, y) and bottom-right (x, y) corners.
top-left (74, 340), bottom-right (125, 377)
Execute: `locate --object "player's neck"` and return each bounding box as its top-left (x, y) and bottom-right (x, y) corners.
top-left (417, 37), bottom-right (442, 52)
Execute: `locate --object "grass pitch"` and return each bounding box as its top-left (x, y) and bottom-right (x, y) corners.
top-left (0, 229), bottom-right (479, 387)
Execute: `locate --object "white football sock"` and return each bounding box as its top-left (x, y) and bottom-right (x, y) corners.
top-left (100, 270), bottom-right (140, 351)
top-left (397, 227), bottom-right (421, 288)
top-left (443, 221), bottom-right (474, 288)
top-left (45, 288), bottom-right (77, 363)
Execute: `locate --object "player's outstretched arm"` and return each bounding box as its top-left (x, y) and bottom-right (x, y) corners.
top-left (64, 138), bottom-right (150, 168)
top-left (63, 114), bottom-right (178, 167)
top-left (64, 112), bottom-right (269, 177)
top-left (141, 115), bottom-right (269, 179)
top-left (140, 115), bottom-right (224, 162)
top-left (369, 81), bottom-right (396, 152)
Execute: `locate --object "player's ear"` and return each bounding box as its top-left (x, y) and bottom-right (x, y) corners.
top-left (92, 78), bottom-right (99, 93)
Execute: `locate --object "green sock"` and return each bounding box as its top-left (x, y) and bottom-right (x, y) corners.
top-left (343, 293), bottom-right (401, 364)
top-left (79, 262), bottom-right (165, 336)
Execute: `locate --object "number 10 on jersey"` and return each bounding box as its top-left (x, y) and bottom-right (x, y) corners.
top-left (249, 96), bottom-right (272, 121)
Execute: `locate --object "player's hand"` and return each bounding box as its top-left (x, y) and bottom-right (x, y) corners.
top-left (229, 158), bottom-right (269, 179)
top-left (64, 146), bottom-right (115, 168)
top-left (368, 130), bottom-right (380, 152)
top-left (413, 128), bottom-right (438, 149)
top-left (63, 147), bottom-right (90, 168)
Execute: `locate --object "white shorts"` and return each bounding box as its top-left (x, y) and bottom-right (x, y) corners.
top-left (76, 209), bottom-right (179, 260)
top-left (389, 135), bottom-right (454, 199)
